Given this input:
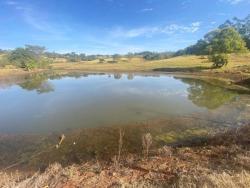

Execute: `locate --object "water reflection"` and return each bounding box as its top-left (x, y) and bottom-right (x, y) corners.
top-left (0, 72), bottom-right (249, 171)
top-left (19, 74), bottom-right (54, 94)
top-left (178, 78), bottom-right (237, 109)
top-left (127, 73), bottom-right (134, 80)
top-left (15, 73), bottom-right (238, 110)
top-left (0, 72), bottom-right (242, 134)
top-left (114, 73), bottom-right (122, 79)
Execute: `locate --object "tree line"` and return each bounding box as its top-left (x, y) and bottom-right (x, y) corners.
top-left (176, 15), bottom-right (250, 67)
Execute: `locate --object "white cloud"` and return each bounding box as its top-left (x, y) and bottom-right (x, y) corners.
top-left (221, 0), bottom-right (250, 4)
top-left (5, 0), bottom-right (70, 40)
top-left (111, 22), bottom-right (201, 38)
top-left (141, 8), bottom-right (153, 12)
top-left (5, 0), bottom-right (17, 5)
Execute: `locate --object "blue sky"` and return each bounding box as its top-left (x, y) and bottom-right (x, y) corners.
top-left (0, 0), bottom-right (250, 54)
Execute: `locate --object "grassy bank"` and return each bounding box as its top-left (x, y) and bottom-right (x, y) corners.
top-left (1, 124), bottom-right (249, 187)
top-left (50, 53), bottom-right (250, 74)
top-left (1, 53), bottom-right (249, 89)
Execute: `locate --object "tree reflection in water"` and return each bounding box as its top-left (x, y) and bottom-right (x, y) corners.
top-left (18, 74), bottom-right (54, 94)
top-left (179, 78), bottom-right (237, 109)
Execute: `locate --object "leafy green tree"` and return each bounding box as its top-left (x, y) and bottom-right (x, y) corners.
top-left (209, 28), bottom-right (248, 54)
top-left (219, 15), bottom-right (250, 50)
top-left (8, 45), bottom-right (50, 70)
top-left (25, 45), bottom-right (46, 57)
top-left (209, 53), bottom-right (229, 68)
top-left (176, 26), bottom-right (248, 57)
top-left (244, 37), bottom-right (250, 49)
top-left (8, 48), bottom-right (37, 70)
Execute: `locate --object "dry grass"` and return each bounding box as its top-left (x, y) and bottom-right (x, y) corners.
top-left (1, 54), bottom-right (250, 87)
top-left (50, 53), bottom-right (250, 73)
top-left (50, 55), bottom-right (212, 72)
top-left (1, 124), bottom-right (250, 187)
top-left (175, 171), bottom-right (250, 188)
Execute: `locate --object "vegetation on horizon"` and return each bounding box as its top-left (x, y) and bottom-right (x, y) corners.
top-left (176, 15), bottom-right (250, 67)
top-left (0, 45), bottom-right (52, 70)
top-left (0, 15), bottom-right (249, 71)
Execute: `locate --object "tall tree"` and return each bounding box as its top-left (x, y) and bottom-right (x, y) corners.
top-left (209, 27), bottom-right (248, 54)
top-left (219, 15), bottom-right (250, 49)
top-left (25, 45), bottom-right (46, 57)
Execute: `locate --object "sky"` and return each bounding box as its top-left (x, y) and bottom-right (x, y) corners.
top-left (0, 0), bottom-right (250, 54)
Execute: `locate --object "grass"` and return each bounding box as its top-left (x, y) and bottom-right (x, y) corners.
top-left (1, 53), bottom-right (250, 88)
top-left (1, 124), bottom-right (250, 187)
top-left (49, 53), bottom-right (250, 89)
top-left (51, 55), bottom-right (212, 72)
top-left (175, 171), bottom-right (250, 188)
top-left (50, 53), bottom-right (250, 73)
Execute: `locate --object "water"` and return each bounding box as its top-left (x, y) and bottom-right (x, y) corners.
top-left (0, 72), bottom-right (249, 170)
top-left (0, 72), bottom-right (238, 133)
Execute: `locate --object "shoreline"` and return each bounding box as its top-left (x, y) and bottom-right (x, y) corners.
top-left (0, 62), bottom-right (250, 186)
top-left (1, 124), bottom-right (249, 187)
top-left (1, 67), bottom-right (249, 93)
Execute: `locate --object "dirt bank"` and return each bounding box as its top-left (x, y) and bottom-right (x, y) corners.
top-left (1, 124), bottom-right (249, 188)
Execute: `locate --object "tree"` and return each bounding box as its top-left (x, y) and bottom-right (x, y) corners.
top-left (8, 48), bottom-right (37, 70)
top-left (176, 25), bottom-right (248, 56)
top-left (209, 53), bottom-right (229, 68)
top-left (219, 14), bottom-right (250, 50)
top-left (209, 28), bottom-right (248, 54)
top-left (184, 40), bottom-right (209, 55)
top-left (244, 37), bottom-right (250, 49)
top-left (8, 45), bottom-right (50, 70)
top-left (25, 45), bottom-right (46, 57)
top-left (207, 28), bottom-right (247, 67)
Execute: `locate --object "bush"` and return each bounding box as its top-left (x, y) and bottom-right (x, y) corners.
top-left (8, 48), bottom-right (35, 68)
top-left (209, 53), bottom-right (229, 68)
top-left (107, 60), bottom-right (118, 64)
top-left (23, 60), bottom-right (37, 70)
top-left (99, 58), bottom-right (105, 63)
top-left (7, 46), bottom-right (51, 71)
top-left (0, 55), bottom-right (11, 67)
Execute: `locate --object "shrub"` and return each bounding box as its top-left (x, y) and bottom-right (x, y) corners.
top-left (7, 46), bottom-right (51, 71)
top-left (209, 53), bottom-right (229, 68)
top-left (24, 60), bottom-right (37, 70)
top-left (107, 60), bottom-right (118, 64)
top-left (99, 58), bottom-right (105, 63)
top-left (0, 55), bottom-right (11, 67)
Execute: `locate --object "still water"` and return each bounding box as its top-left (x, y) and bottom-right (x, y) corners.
top-left (0, 72), bottom-right (239, 133)
top-left (0, 72), bottom-right (249, 170)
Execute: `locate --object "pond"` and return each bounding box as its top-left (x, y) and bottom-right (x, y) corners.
top-left (0, 72), bottom-right (249, 170)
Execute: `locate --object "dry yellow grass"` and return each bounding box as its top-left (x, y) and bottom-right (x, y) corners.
top-left (0, 53), bottom-right (249, 76)
top-left (176, 171), bottom-right (250, 188)
top-left (1, 124), bottom-right (250, 187)
top-left (50, 55), bottom-right (212, 72)
top-left (50, 53), bottom-right (250, 73)
top-left (0, 54), bottom-right (249, 83)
